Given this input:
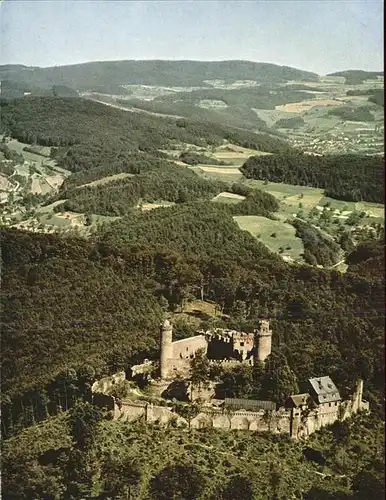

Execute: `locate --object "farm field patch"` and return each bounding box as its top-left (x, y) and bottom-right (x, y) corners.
top-left (242, 179), bottom-right (324, 200)
top-left (197, 166), bottom-right (242, 175)
top-left (355, 202), bottom-right (384, 218)
top-left (234, 215), bottom-right (305, 262)
top-left (276, 99), bottom-right (342, 113)
top-left (75, 172), bottom-right (135, 189)
top-left (212, 192), bottom-right (245, 204)
top-left (140, 201), bottom-right (175, 211)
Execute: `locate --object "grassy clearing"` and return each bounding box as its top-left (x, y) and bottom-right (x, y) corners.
top-left (198, 170), bottom-right (244, 183)
top-left (40, 214), bottom-right (72, 228)
top-left (35, 200), bottom-right (68, 213)
top-left (197, 166), bottom-right (241, 175)
top-left (30, 177), bottom-right (44, 195)
top-left (140, 201), bottom-right (175, 211)
top-left (212, 192), bottom-right (245, 204)
top-left (234, 215), bottom-right (305, 262)
top-left (355, 202), bottom-right (384, 218)
top-left (318, 197), bottom-right (357, 211)
top-left (75, 172), bottom-right (135, 189)
top-left (242, 179), bottom-right (324, 202)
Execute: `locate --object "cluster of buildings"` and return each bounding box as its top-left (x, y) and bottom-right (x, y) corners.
top-left (92, 319), bottom-right (369, 439)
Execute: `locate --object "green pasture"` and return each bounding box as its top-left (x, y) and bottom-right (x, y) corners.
top-left (355, 202), bottom-right (384, 218)
top-left (242, 179), bottom-right (324, 202)
top-left (36, 200), bottom-right (68, 213)
top-left (41, 214), bottom-right (71, 228)
top-left (212, 192), bottom-right (245, 205)
top-left (76, 172), bottom-right (135, 189)
top-left (234, 215), bottom-right (305, 262)
top-left (13, 164), bottom-right (30, 177)
top-left (188, 165), bottom-right (243, 183)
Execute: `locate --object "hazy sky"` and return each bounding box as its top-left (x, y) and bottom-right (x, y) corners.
top-left (0, 0), bottom-right (383, 74)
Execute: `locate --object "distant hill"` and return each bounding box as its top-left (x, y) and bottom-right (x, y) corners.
top-left (0, 60), bottom-right (319, 94)
top-left (326, 70), bottom-right (383, 84)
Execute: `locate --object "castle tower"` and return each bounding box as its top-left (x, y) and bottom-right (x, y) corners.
top-left (256, 320), bottom-right (272, 364)
top-left (160, 319), bottom-right (173, 379)
top-left (352, 379), bottom-right (364, 413)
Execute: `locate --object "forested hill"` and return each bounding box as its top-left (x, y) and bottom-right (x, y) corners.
top-left (2, 203), bottom-right (384, 417)
top-left (0, 60), bottom-right (319, 92)
top-left (326, 70), bottom-right (383, 84)
top-left (240, 153), bottom-right (385, 203)
top-left (0, 97), bottom-right (292, 155)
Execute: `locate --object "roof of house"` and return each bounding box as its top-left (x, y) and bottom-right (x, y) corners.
top-left (224, 398), bottom-right (276, 411)
top-left (288, 393), bottom-right (311, 408)
top-left (308, 376), bottom-right (341, 404)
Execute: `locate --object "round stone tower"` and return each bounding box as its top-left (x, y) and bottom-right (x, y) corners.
top-left (256, 319), bottom-right (272, 364)
top-left (160, 319), bottom-right (173, 379)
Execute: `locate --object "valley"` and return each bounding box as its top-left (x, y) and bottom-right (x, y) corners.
top-left (0, 59), bottom-right (384, 500)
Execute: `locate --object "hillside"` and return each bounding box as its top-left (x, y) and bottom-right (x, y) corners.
top-left (326, 70), bottom-right (383, 84)
top-left (240, 153), bottom-right (385, 203)
top-left (0, 78), bottom-right (384, 500)
top-left (2, 409), bottom-right (384, 499)
top-left (0, 97), bottom-right (292, 154)
top-left (0, 60), bottom-right (319, 93)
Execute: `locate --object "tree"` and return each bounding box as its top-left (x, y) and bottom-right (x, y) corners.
top-left (216, 364), bottom-right (255, 399)
top-left (269, 461), bottom-right (284, 499)
top-left (68, 401), bottom-right (102, 450)
top-left (221, 474), bottom-right (255, 500)
top-left (189, 348), bottom-right (210, 400)
top-left (101, 455), bottom-right (142, 499)
top-left (261, 352), bottom-right (299, 406)
top-left (149, 464), bottom-right (207, 500)
top-left (352, 470), bottom-right (384, 500)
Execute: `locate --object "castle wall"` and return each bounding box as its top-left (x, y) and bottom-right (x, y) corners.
top-left (172, 335), bottom-right (208, 360)
top-left (146, 403), bottom-right (188, 427)
top-left (119, 401), bottom-right (147, 422)
top-left (92, 394), bottom-right (367, 439)
top-left (206, 331), bottom-right (254, 363)
top-left (158, 335), bottom-right (209, 379)
top-left (160, 324), bottom-right (173, 380)
top-left (91, 371), bottom-right (126, 395)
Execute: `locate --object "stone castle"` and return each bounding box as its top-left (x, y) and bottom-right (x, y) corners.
top-left (92, 372), bottom-right (369, 439)
top-left (159, 319), bottom-right (272, 379)
top-left (91, 318), bottom-right (369, 439)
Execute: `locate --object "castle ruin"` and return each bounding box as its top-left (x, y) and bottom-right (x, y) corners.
top-left (159, 319), bottom-right (272, 380)
top-left (91, 317), bottom-right (369, 439)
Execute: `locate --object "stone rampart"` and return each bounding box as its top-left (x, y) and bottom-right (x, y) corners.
top-left (91, 372), bottom-right (369, 439)
top-left (91, 371), bottom-right (126, 395)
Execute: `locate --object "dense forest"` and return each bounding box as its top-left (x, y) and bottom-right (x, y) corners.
top-left (2, 207), bottom-right (384, 406)
top-left (117, 97), bottom-right (269, 131)
top-left (0, 97), bottom-right (292, 154)
top-left (241, 153), bottom-right (384, 203)
top-left (344, 89), bottom-right (384, 107)
top-left (2, 408), bottom-right (384, 499)
top-left (291, 218), bottom-right (342, 267)
top-left (115, 85), bottom-right (317, 130)
top-left (0, 60), bottom-right (319, 91)
top-left (1, 76), bottom-right (384, 499)
top-left (327, 106), bottom-right (375, 122)
top-left (152, 86), bottom-right (316, 110)
top-left (326, 70), bottom-right (383, 84)
top-left (54, 153), bottom-right (279, 217)
top-left (1, 211), bottom-right (384, 497)
top-left (274, 116), bottom-right (305, 129)
top-left (55, 166), bottom-right (227, 216)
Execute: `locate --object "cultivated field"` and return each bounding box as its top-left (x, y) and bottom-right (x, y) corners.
top-left (212, 192), bottom-right (245, 204)
top-left (140, 201), bottom-right (175, 211)
top-left (75, 172), bottom-right (135, 189)
top-left (234, 215), bottom-right (305, 262)
top-left (275, 99), bottom-right (342, 113)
